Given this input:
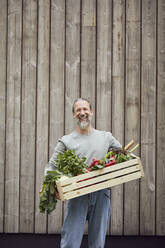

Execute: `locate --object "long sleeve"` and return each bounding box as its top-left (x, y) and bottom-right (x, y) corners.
top-left (44, 140), bottom-right (66, 176)
top-left (109, 132), bottom-right (122, 149)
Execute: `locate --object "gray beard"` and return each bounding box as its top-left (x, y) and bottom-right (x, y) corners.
top-left (75, 116), bottom-right (92, 130)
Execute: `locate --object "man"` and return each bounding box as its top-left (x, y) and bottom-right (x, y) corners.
top-left (45, 98), bottom-right (121, 248)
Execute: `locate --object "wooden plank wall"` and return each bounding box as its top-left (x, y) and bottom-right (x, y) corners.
top-left (0, 0), bottom-right (165, 235)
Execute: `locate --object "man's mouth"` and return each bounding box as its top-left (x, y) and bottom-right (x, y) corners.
top-left (79, 116), bottom-right (88, 121)
top-left (75, 114), bottom-right (92, 129)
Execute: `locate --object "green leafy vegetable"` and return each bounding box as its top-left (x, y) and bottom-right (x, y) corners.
top-left (39, 150), bottom-right (88, 214)
top-left (103, 147), bottom-right (135, 165)
top-left (39, 170), bottom-right (61, 214)
top-left (39, 148), bottom-right (136, 214)
top-left (56, 149), bottom-right (88, 176)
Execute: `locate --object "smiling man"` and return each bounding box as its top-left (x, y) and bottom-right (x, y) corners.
top-left (73, 98), bottom-right (93, 133)
top-left (44, 98), bottom-right (121, 248)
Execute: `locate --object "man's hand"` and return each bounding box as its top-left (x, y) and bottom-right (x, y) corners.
top-left (54, 185), bottom-right (61, 200)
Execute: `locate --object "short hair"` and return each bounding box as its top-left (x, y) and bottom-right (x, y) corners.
top-left (72, 98), bottom-right (92, 113)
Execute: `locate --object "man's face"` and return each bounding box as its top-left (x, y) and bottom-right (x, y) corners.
top-left (73, 100), bottom-right (93, 130)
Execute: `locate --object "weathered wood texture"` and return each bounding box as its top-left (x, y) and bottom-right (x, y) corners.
top-left (65, 0), bottom-right (80, 134)
top-left (81, 0), bottom-right (96, 234)
top-left (19, 0), bottom-right (37, 233)
top-left (157, 0), bottom-right (165, 236)
top-left (5, 0), bottom-right (22, 233)
top-left (35, 0), bottom-right (49, 233)
top-left (56, 158), bottom-right (144, 200)
top-left (97, 0), bottom-right (112, 235)
top-left (47, 0), bottom-right (65, 234)
top-left (140, 0), bottom-right (156, 235)
top-left (124, 0), bottom-right (141, 235)
top-left (0, 0), bottom-right (164, 236)
top-left (0, 0), bottom-right (7, 233)
top-left (81, 0), bottom-right (96, 127)
top-left (111, 0), bottom-right (125, 235)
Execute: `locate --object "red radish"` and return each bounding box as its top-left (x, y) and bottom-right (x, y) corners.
top-left (89, 158), bottom-right (99, 168)
top-left (105, 160), bottom-right (115, 167)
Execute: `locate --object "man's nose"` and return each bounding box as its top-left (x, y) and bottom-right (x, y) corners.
top-left (79, 110), bottom-right (85, 116)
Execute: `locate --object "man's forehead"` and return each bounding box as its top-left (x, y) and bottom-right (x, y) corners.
top-left (74, 100), bottom-right (90, 109)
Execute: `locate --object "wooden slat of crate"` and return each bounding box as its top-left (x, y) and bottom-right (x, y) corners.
top-left (56, 158), bottom-right (144, 201)
top-left (64, 171), bottom-right (142, 200)
top-left (59, 158), bottom-right (139, 186)
top-left (62, 165), bottom-right (140, 193)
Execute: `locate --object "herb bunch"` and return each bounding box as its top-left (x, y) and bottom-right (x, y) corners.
top-left (104, 147), bottom-right (134, 164)
top-left (89, 148), bottom-right (135, 171)
top-left (39, 170), bottom-right (61, 214)
top-left (39, 150), bottom-right (88, 214)
top-left (55, 149), bottom-right (88, 176)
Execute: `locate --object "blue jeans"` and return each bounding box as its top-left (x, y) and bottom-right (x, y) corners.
top-left (60, 189), bottom-right (110, 248)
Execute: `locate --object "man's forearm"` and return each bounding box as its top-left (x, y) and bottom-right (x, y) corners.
top-left (44, 140), bottom-right (66, 176)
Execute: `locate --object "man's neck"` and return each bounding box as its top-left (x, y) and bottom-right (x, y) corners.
top-left (76, 125), bottom-right (93, 135)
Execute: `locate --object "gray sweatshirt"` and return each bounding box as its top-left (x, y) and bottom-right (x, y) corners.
top-left (44, 129), bottom-right (122, 175)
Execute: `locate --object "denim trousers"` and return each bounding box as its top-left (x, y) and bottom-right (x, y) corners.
top-left (60, 189), bottom-right (110, 248)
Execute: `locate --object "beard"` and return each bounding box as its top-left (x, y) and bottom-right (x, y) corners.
top-left (75, 115), bottom-right (92, 130)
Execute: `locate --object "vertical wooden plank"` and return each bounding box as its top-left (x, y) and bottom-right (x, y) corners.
top-left (20, 0), bottom-right (37, 232)
top-left (97, 0), bottom-right (112, 132)
top-left (124, 0), bottom-right (141, 235)
top-left (5, 0), bottom-right (22, 232)
top-left (97, 0), bottom-right (112, 235)
top-left (47, 0), bottom-right (65, 234)
top-left (140, 0), bottom-right (156, 235)
top-left (65, 0), bottom-right (81, 134)
top-left (157, 0), bottom-right (165, 235)
top-left (111, 0), bottom-right (125, 235)
top-left (81, 0), bottom-right (96, 234)
top-left (81, 0), bottom-right (96, 126)
top-left (35, 0), bottom-right (50, 233)
top-left (63, 0), bottom-right (81, 234)
top-left (0, 0), bottom-right (7, 233)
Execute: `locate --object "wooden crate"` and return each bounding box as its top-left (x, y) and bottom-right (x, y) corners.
top-left (56, 157), bottom-right (144, 201)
